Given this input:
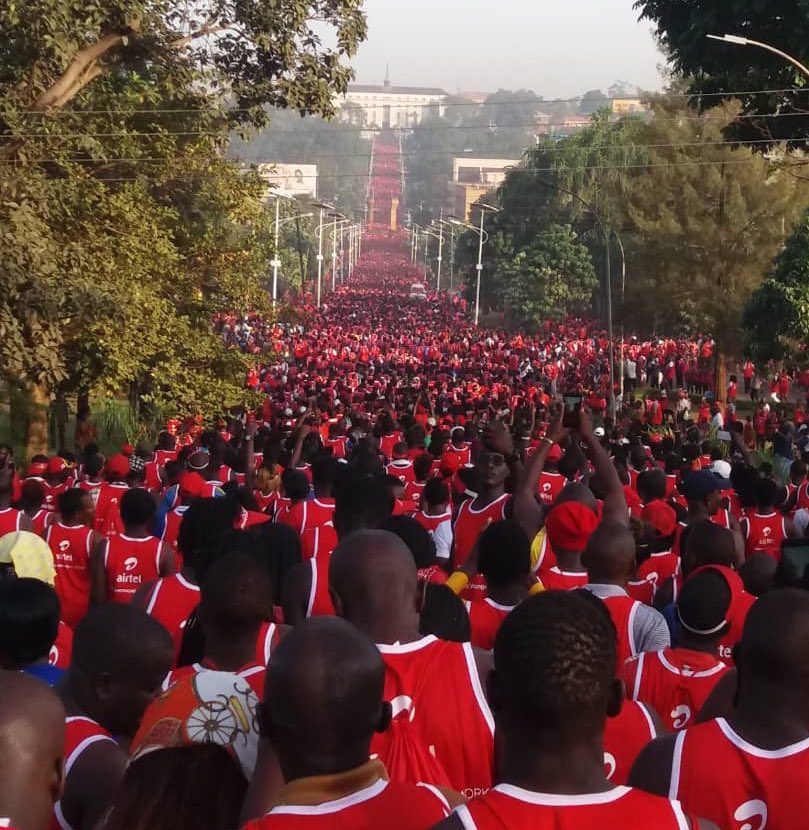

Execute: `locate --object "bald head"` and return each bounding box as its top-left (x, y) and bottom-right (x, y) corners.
top-left (0, 672), bottom-right (65, 830)
top-left (582, 523), bottom-right (636, 584)
top-left (264, 617), bottom-right (387, 780)
top-left (555, 482), bottom-right (597, 511)
top-left (683, 521), bottom-right (740, 577)
top-left (329, 530), bottom-right (419, 637)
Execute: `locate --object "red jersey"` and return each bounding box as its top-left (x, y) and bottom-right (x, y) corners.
top-left (255, 621), bottom-right (281, 668)
top-left (144, 573), bottom-right (200, 662)
top-left (404, 480), bottom-right (427, 508)
top-left (453, 494), bottom-right (510, 569)
top-left (743, 512), bottom-right (787, 561)
top-left (386, 459), bottom-right (416, 486)
top-left (324, 435), bottom-right (348, 459)
top-left (455, 784), bottom-right (695, 829)
top-left (103, 535), bottom-right (162, 603)
top-left (29, 507), bottom-right (53, 538)
top-left (300, 498), bottom-right (335, 533)
top-left (161, 505), bottom-right (189, 552)
top-left (670, 717), bottom-right (809, 829)
top-left (465, 597), bottom-right (515, 651)
top-left (373, 636), bottom-right (494, 798)
top-left (601, 594), bottom-right (643, 668)
top-left (604, 700), bottom-right (660, 785)
top-left (76, 479), bottom-right (103, 507)
top-left (0, 505), bottom-right (24, 537)
top-left (537, 471), bottom-right (566, 507)
top-left (235, 508), bottom-right (272, 530)
top-left (275, 500), bottom-right (306, 535)
top-left (306, 553), bottom-right (336, 618)
top-left (380, 432), bottom-right (403, 460)
top-left (624, 648), bottom-right (729, 732)
top-left (49, 621), bottom-right (74, 669)
top-left (300, 523), bottom-right (338, 560)
top-left (637, 551), bottom-right (679, 589)
top-left (53, 717), bottom-right (116, 830)
top-left (241, 779), bottom-right (449, 830)
top-left (42, 481), bottom-right (69, 512)
top-left (626, 577), bottom-right (656, 606)
top-left (441, 444), bottom-right (472, 473)
top-left (94, 482), bottom-right (129, 538)
top-left (542, 567), bottom-right (588, 591)
top-left (46, 522), bottom-right (94, 628)
top-left (155, 449), bottom-right (177, 467)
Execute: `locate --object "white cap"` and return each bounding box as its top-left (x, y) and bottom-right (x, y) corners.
top-left (594, 426), bottom-right (605, 438)
top-left (711, 460), bottom-right (732, 479)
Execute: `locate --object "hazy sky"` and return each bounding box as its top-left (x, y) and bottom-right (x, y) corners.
top-left (350, 0), bottom-right (665, 98)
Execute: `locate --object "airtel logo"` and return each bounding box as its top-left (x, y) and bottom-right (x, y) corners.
top-left (603, 751), bottom-right (617, 780)
top-left (763, 527), bottom-right (772, 537)
top-left (124, 557), bottom-right (138, 572)
top-left (390, 695), bottom-right (416, 722)
top-left (59, 540), bottom-right (70, 552)
top-left (542, 483), bottom-right (551, 492)
top-left (671, 704), bottom-right (692, 730)
top-left (735, 799), bottom-right (767, 830)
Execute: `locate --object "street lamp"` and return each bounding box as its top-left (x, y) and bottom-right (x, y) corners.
top-left (449, 202), bottom-right (498, 327)
top-left (327, 212), bottom-right (348, 292)
top-left (311, 201), bottom-right (334, 308)
top-left (268, 192), bottom-right (295, 308)
top-left (706, 34), bottom-right (809, 79)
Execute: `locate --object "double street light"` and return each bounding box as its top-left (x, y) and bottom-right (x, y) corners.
top-left (706, 34), bottom-right (809, 78)
top-left (268, 192), bottom-right (313, 308)
top-left (449, 201), bottom-right (499, 327)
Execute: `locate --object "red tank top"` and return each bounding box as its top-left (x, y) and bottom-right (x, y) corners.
top-left (144, 574), bottom-right (200, 662)
top-left (307, 554), bottom-right (336, 618)
top-left (49, 621), bottom-right (74, 669)
top-left (373, 636), bottom-right (494, 798)
top-left (301, 524), bottom-right (338, 560)
top-left (275, 501), bottom-right (306, 535)
top-left (162, 505), bottom-right (189, 551)
top-left (604, 700), bottom-right (659, 785)
top-left (743, 512), bottom-right (786, 560)
top-left (241, 779), bottom-right (449, 830)
top-left (466, 597), bottom-right (516, 650)
top-left (0, 506), bottom-right (24, 537)
top-left (626, 577), bottom-right (656, 606)
top-left (53, 717), bottom-right (116, 830)
top-left (624, 648), bottom-right (729, 732)
top-left (670, 717), bottom-right (809, 829)
top-left (255, 621), bottom-right (281, 667)
top-left (711, 508), bottom-right (731, 530)
top-left (537, 471), bottom-right (566, 506)
top-left (453, 495), bottom-right (510, 569)
top-left (47, 522), bottom-right (93, 628)
top-left (29, 508), bottom-right (52, 538)
top-left (542, 568), bottom-right (588, 591)
top-left (637, 551), bottom-right (679, 588)
top-left (414, 510), bottom-right (452, 534)
top-left (300, 498), bottom-right (335, 533)
top-left (601, 594), bottom-right (641, 669)
top-left (94, 483), bottom-right (129, 538)
top-left (456, 784), bottom-right (695, 829)
top-left (103, 535), bottom-right (162, 603)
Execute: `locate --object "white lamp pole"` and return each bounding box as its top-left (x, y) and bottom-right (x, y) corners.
top-left (707, 34), bottom-right (809, 78)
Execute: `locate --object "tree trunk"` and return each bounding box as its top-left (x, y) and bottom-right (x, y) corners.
top-left (715, 348), bottom-right (728, 409)
top-left (25, 381), bottom-right (50, 458)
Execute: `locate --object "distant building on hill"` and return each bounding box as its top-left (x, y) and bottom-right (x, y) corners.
top-left (257, 163), bottom-right (318, 200)
top-left (450, 157), bottom-right (520, 221)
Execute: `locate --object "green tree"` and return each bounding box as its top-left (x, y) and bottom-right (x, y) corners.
top-left (501, 225), bottom-right (598, 327)
top-left (744, 211), bottom-right (809, 363)
top-left (579, 89), bottom-right (610, 115)
top-left (635, 0), bottom-right (809, 142)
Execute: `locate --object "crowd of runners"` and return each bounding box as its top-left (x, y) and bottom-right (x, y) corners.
top-left (1, 134), bottom-right (809, 830)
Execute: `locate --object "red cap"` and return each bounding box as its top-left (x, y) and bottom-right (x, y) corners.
top-left (641, 499), bottom-right (677, 537)
top-left (545, 501), bottom-right (600, 551)
top-left (178, 471), bottom-right (206, 499)
top-left (546, 444), bottom-right (563, 462)
top-left (121, 443), bottom-right (134, 457)
top-left (27, 462), bottom-right (47, 477)
top-left (106, 454), bottom-right (130, 479)
top-left (47, 457), bottom-right (67, 475)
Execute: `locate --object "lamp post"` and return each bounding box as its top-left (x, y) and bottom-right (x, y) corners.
top-left (311, 202), bottom-right (334, 309)
top-left (268, 192), bottom-right (294, 308)
top-left (450, 202), bottom-right (498, 327)
top-left (706, 34), bottom-right (809, 78)
top-left (434, 208), bottom-right (445, 292)
top-left (328, 213), bottom-right (347, 292)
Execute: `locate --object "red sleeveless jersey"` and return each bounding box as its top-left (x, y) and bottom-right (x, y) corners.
top-left (743, 512), bottom-right (786, 561)
top-left (455, 784), bottom-right (695, 829)
top-left (235, 508), bottom-right (272, 530)
top-left (0, 506), bottom-right (24, 537)
top-left (542, 568), bottom-right (588, 591)
top-left (670, 717), bottom-right (809, 829)
top-left (636, 551), bottom-right (679, 588)
top-left (49, 621), bottom-right (74, 669)
top-left (453, 494), bottom-right (510, 569)
top-left (711, 507), bottom-right (731, 530)
top-left (386, 459), bottom-right (416, 486)
top-left (144, 573), bottom-right (200, 662)
top-left (604, 700), bottom-right (659, 785)
top-left (626, 577), bottom-right (656, 606)
top-left (94, 482), bottom-right (129, 538)
top-left (275, 500), bottom-right (306, 535)
top-left (242, 779), bottom-right (449, 830)
top-left (415, 510), bottom-right (452, 534)
top-left (301, 524), bottom-right (338, 561)
top-left (466, 597), bottom-right (515, 651)
top-left (373, 636), bottom-right (494, 798)
top-left (46, 522), bottom-right (93, 628)
top-left (537, 471), bottom-right (566, 506)
top-left (53, 717), bottom-right (116, 830)
top-left (300, 498), bottom-right (335, 533)
top-left (306, 554), bottom-right (336, 618)
top-left (405, 480), bottom-right (427, 508)
top-left (380, 432), bottom-right (403, 460)
top-left (29, 507), bottom-right (53, 538)
top-left (624, 648), bottom-right (729, 732)
top-left (255, 621), bottom-right (281, 668)
top-left (601, 594), bottom-right (642, 669)
top-left (161, 505), bottom-right (189, 552)
top-left (103, 535), bottom-right (162, 603)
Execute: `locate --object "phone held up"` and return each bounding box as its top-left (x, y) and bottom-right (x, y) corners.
top-left (563, 394), bottom-right (582, 430)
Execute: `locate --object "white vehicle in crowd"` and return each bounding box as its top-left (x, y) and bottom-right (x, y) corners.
top-left (409, 282), bottom-right (428, 300)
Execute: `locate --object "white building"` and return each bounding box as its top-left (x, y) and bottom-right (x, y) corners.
top-left (337, 76), bottom-right (448, 129)
top-left (257, 163), bottom-right (318, 200)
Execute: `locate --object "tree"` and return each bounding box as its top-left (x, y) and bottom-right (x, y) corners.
top-left (579, 89), bottom-right (610, 115)
top-left (0, 0), bottom-right (367, 454)
top-left (744, 211), bottom-right (809, 363)
top-left (500, 225), bottom-right (597, 327)
top-left (634, 0), bottom-right (809, 142)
